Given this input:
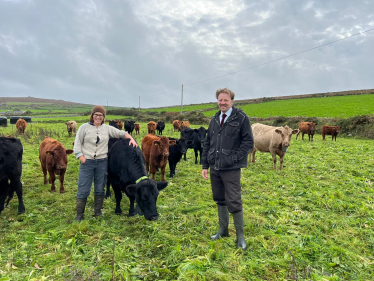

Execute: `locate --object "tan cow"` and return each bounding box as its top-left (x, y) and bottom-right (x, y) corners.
top-left (249, 123), bottom-right (299, 170)
top-left (147, 121), bottom-right (157, 134)
top-left (173, 120), bottom-right (180, 132)
top-left (134, 123), bottom-right (141, 135)
top-left (39, 137), bottom-right (73, 193)
top-left (16, 119), bottom-right (27, 134)
top-left (296, 122), bottom-right (317, 141)
top-left (65, 121), bottom-right (77, 137)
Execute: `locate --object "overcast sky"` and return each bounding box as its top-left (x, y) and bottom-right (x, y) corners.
top-left (1, 0), bottom-right (373, 108)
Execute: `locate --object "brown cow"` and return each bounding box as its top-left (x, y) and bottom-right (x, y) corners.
top-left (134, 123), bottom-right (141, 135)
top-left (65, 121), bottom-right (77, 137)
top-left (296, 122), bottom-right (317, 141)
top-left (173, 120), bottom-right (180, 132)
top-left (39, 137), bottom-right (73, 193)
top-left (16, 119), bottom-right (27, 134)
top-left (322, 125), bottom-right (341, 141)
top-left (142, 134), bottom-right (176, 181)
top-left (117, 120), bottom-right (123, 130)
top-left (147, 121), bottom-right (157, 134)
top-left (249, 123), bottom-right (299, 170)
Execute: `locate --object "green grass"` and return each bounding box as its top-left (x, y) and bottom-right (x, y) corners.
top-left (203, 94), bottom-right (374, 118)
top-left (1, 120), bottom-right (373, 280)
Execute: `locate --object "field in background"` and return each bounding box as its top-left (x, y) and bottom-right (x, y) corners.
top-left (0, 119), bottom-right (373, 280)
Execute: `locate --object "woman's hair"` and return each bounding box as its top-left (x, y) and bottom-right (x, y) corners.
top-left (216, 88), bottom-right (235, 100)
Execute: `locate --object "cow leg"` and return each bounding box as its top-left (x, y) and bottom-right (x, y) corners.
top-left (13, 180), bottom-right (25, 214)
top-left (322, 134), bottom-right (326, 140)
top-left (296, 132), bottom-right (300, 140)
top-left (271, 153), bottom-right (277, 170)
top-left (42, 166), bottom-right (48, 184)
top-left (128, 197), bottom-right (136, 216)
top-left (194, 149), bottom-right (198, 164)
top-left (111, 181), bottom-right (123, 215)
top-left (59, 172), bottom-right (66, 193)
top-left (150, 165), bottom-right (157, 180)
top-left (279, 155), bottom-right (284, 170)
top-left (199, 148), bottom-right (203, 164)
top-left (183, 152), bottom-right (187, 161)
top-left (302, 133), bottom-right (305, 140)
top-left (145, 161), bottom-right (150, 175)
top-left (0, 178), bottom-right (7, 214)
top-left (169, 161), bottom-right (175, 178)
top-left (48, 170), bottom-right (56, 192)
top-left (161, 166), bottom-right (166, 182)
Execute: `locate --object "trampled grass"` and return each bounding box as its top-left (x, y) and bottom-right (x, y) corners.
top-left (0, 121), bottom-right (373, 280)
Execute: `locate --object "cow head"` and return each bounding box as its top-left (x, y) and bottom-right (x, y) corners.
top-left (275, 126), bottom-right (299, 152)
top-left (307, 122), bottom-right (316, 134)
top-left (335, 126), bottom-right (341, 133)
top-left (195, 127), bottom-right (207, 144)
top-left (108, 120), bottom-right (119, 129)
top-left (125, 179), bottom-right (168, 221)
top-left (176, 137), bottom-right (192, 154)
top-left (153, 137), bottom-right (176, 156)
top-left (46, 147), bottom-right (73, 173)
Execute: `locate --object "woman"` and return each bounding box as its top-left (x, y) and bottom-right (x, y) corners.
top-left (73, 105), bottom-right (137, 222)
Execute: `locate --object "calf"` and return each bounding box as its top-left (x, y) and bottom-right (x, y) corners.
top-left (249, 123), bottom-right (299, 170)
top-left (39, 137), bottom-right (73, 193)
top-left (117, 120), bottom-right (123, 130)
top-left (0, 137), bottom-right (25, 215)
top-left (168, 137), bottom-right (192, 178)
top-left (156, 121), bottom-right (165, 135)
top-left (16, 118), bottom-right (27, 134)
top-left (108, 120), bottom-right (119, 129)
top-left (108, 138), bottom-right (168, 220)
top-left (322, 125), bottom-right (341, 141)
top-left (125, 120), bottom-right (135, 135)
top-left (65, 121), bottom-right (77, 137)
top-left (147, 121), bottom-right (157, 135)
top-left (181, 127), bottom-right (207, 164)
top-left (296, 122), bottom-right (317, 141)
top-left (134, 123), bottom-right (141, 135)
top-left (173, 120), bottom-right (180, 132)
top-left (142, 134), bottom-right (176, 181)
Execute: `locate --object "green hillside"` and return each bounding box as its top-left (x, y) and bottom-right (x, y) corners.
top-left (203, 94), bottom-right (374, 118)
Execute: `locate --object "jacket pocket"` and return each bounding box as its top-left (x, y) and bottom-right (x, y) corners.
top-left (207, 148), bottom-right (215, 165)
top-left (225, 122), bottom-right (239, 138)
top-left (220, 149), bottom-right (237, 168)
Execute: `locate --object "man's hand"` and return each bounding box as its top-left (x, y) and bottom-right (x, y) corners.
top-left (202, 169), bottom-right (209, 180)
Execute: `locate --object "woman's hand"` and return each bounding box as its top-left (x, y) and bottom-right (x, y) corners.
top-left (125, 134), bottom-right (138, 147)
top-left (79, 156), bottom-right (86, 164)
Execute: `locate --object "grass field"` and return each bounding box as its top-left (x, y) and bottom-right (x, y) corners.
top-left (0, 121), bottom-right (373, 280)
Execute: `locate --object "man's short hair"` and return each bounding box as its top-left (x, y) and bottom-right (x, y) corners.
top-left (216, 88), bottom-right (235, 100)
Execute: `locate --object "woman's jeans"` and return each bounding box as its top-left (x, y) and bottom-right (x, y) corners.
top-left (77, 158), bottom-right (108, 199)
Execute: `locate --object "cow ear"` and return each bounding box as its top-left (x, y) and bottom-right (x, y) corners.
top-left (169, 140), bottom-right (176, 146)
top-left (156, 181), bottom-right (168, 191)
top-left (275, 128), bottom-right (282, 134)
top-left (153, 141), bottom-right (160, 146)
top-left (292, 129), bottom-right (299, 134)
top-left (46, 151), bottom-right (54, 156)
top-left (125, 184), bottom-right (138, 198)
top-left (187, 140), bottom-right (193, 145)
top-left (66, 149), bottom-right (74, 155)
top-left (194, 129), bottom-right (199, 133)
top-left (65, 122), bottom-right (68, 125)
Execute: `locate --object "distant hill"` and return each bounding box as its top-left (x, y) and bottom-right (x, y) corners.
top-left (0, 97), bottom-right (90, 105)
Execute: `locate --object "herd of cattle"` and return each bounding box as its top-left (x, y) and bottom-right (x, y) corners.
top-left (1, 118), bottom-right (341, 219)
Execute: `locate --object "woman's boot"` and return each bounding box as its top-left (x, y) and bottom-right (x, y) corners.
top-left (210, 205), bottom-right (229, 240)
top-left (232, 211), bottom-right (247, 250)
top-left (76, 198), bottom-right (87, 222)
top-left (94, 196), bottom-right (104, 217)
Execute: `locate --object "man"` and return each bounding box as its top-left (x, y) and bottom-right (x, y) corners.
top-left (202, 88), bottom-right (253, 250)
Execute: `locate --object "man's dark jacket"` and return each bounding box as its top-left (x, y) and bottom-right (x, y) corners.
top-left (202, 106), bottom-right (254, 171)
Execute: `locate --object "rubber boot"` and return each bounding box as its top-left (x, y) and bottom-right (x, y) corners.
top-left (232, 211), bottom-right (247, 250)
top-left (210, 205), bottom-right (229, 240)
top-left (76, 198), bottom-right (87, 222)
top-left (94, 196), bottom-right (105, 217)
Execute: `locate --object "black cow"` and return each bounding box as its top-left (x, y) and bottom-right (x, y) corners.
top-left (125, 121), bottom-right (135, 135)
top-left (0, 137), bottom-right (25, 215)
top-left (181, 127), bottom-right (207, 164)
top-left (168, 137), bottom-right (192, 178)
top-left (108, 120), bottom-right (119, 129)
top-left (107, 138), bottom-right (168, 221)
top-left (156, 121), bottom-right (165, 135)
